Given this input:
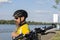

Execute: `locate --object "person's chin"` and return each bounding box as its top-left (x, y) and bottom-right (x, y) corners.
top-left (15, 22), bottom-right (18, 25)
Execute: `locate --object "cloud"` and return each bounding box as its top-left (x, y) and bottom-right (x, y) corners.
top-left (36, 1), bottom-right (44, 4)
top-left (34, 10), bottom-right (60, 19)
top-left (36, 1), bottom-right (45, 5)
top-left (57, 11), bottom-right (60, 15)
top-left (0, 0), bottom-right (12, 3)
top-left (34, 10), bottom-right (52, 13)
top-left (36, 0), bottom-right (46, 5)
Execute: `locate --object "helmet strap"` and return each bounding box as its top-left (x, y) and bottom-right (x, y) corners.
top-left (19, 17), bottom-right (26, 26)
top-left (19, 17), bottom-right (22, 26)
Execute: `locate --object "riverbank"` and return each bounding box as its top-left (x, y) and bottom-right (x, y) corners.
top-left (51, 31), bottom-right (60, 40)
top-left (41, 30), bottom-right (60, 40)
top-left (41, 28), bottom-right (56, 40)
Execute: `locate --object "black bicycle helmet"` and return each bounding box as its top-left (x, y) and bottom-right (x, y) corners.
top-left (13, 9), bottom-right (28, 18)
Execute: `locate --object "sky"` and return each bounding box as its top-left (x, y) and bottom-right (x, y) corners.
top-left (0, 0), bottom-right (60, 22)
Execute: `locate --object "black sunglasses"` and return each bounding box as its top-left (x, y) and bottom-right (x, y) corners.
top-left (15, 17), bottom-right (18, 19)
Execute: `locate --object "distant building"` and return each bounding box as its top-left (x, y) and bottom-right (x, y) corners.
top-left (53, 14), bottom-right (60, 30)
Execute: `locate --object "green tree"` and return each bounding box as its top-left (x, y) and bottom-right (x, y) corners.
top-left (53, 0), bottom-right (60, 10)
top-left (55, 0), bottom-right (60, 4)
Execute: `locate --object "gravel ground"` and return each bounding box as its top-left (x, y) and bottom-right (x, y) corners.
top-left (40, 28), bottom-right (56, 40)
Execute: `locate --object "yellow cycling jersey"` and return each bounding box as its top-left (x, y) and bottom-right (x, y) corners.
top-left (16, 23), bottom-right (30, 35)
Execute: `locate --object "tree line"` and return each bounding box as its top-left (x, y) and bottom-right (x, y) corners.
top-left (0, 20), bottom-right (15, 24)
top-left (0, 20), bottom-right (58, 25)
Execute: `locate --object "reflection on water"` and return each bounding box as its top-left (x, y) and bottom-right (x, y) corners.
top-left (0, 33), bottom-right (12, 40)
top-left (0, 24), bottom-right (16, 40)
top-left (0, 29), bottom-right (13, 33)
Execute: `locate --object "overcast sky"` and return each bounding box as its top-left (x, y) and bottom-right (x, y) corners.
top-left (0, 0), bottom-right (60, 22)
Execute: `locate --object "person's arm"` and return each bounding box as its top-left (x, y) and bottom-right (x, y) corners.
top-left (11, 31), bottom-right (24, 40)
top-left (11, 32), bottom-right (19, 39)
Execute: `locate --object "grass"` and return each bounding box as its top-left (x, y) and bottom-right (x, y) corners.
top-left (51, 31), bottom-right (60, 40)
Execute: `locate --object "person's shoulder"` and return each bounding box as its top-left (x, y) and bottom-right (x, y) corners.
top-left (25, 23), bottom-right (28, 25)
top-left (21, 23), bottom-right (28, 28)
top-left (23, 23), bottom-right (28, 26)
